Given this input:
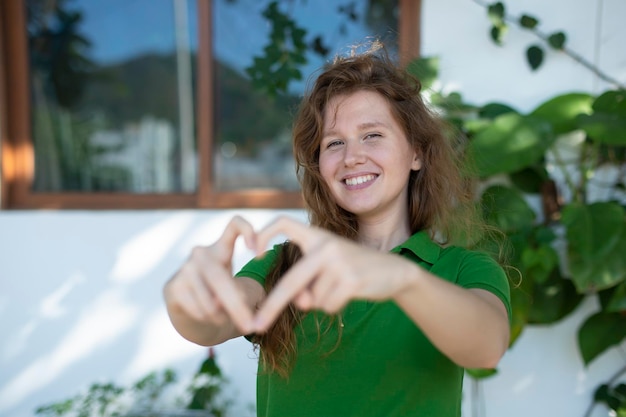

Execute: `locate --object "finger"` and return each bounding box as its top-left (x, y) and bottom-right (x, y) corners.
top-left (319, 279), bottom-right (352, 314)
top-left (167, 263), bottom-right (222, 321)
top-left (169, 283), bottom-right (207, 322)
top-left (255, 216), bottom-right (320, 255)
top-left (186, 272), bottom-right (226, 319)
top-left (253, 253), bottom-right (323, 332)
top-left (208, 272), bottom-right (255, 334)
top-left (193, 256), bottom-right (256, 334)
top-left (309, 270), bottom-right (339, 310)
top-left (294, 289), bottom-right (314, 311)
top-left (219, 215), bottom-right (257, 255)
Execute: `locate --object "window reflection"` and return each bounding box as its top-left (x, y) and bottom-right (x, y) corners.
top-left (28, 0), bottom-right (198, 193)
top-left (212, 0), bottom-right (398, 191)
top-left (25, 0), bottom-right (398, 195)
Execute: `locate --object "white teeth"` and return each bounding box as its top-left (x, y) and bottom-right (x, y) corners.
top-left (345, 174), bottom-right (376, 186)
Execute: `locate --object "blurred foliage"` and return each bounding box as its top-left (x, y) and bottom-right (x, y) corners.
top-left (34, 349), bottom-right (243, 417)
top-left (410, 2), bottom-right (626, 415)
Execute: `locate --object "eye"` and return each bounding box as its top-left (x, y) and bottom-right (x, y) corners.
top-left (325, 139), bottom-right (344, 149)
top-left (364, 133), bottom-right (381, 140)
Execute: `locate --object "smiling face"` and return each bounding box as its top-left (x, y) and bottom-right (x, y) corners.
top-left (319, 90), bottom-right (422, 224)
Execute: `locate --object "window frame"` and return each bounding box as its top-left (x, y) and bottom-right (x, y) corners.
top-left (0, 0), bottom-right (421, 209)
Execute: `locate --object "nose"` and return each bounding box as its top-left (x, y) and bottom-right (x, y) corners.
top-left (343, 141), bottom-right (366, 167)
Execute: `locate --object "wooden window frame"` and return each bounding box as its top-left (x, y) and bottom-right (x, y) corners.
top-left (0, 0), bottom-right (421, 209)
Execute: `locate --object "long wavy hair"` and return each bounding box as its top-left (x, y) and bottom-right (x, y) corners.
top-left (255, 43), bottom-right (485, 378)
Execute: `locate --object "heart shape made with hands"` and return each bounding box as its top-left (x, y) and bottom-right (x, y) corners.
top-left (215, 215), bottom-right (405, 336)
top-left (218, 215), bottom-right (333, 335)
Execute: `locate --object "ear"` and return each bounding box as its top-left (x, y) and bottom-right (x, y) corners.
top-left (411, 151), bottom-right (422, 171)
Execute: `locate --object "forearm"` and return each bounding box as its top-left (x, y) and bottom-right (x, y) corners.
top-left (163, 276), bottom-right (263, 346)
top-left (165, 306), bottom-right (240, 346)
top-left (393, 260), bottom-right (510, 369)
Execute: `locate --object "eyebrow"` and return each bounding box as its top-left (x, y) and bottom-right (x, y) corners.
top-left (322, 121), bottom-right (388, 138)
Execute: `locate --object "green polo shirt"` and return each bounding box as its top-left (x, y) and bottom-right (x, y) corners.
top-left (235, 231), bottom-right (511, 417)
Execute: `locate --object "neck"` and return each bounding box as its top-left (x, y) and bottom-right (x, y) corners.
top-left (357, 216), bottom-right (412, 251)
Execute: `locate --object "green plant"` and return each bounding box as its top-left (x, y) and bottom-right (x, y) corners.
top-left (35, 348), bottom-right (242, 417)
top-left (410, 2), bottom-right (626, 415)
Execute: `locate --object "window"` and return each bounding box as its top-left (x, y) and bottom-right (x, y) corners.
top-left (0, 0), bottom-right (421, 209)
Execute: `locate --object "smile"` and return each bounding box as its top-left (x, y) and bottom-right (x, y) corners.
top-left (344, 174), bottom-right (377, 186)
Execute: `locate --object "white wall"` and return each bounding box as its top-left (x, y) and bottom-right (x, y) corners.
top-left (0, 210), bottom-right (307, 417)
top-left (1, 1), bottom-right (625, 416)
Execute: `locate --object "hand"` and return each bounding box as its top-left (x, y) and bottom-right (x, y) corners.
top-left (252, 216), bottom-right (413, 332)
top-left (164, 216), bottom-right (258, 335)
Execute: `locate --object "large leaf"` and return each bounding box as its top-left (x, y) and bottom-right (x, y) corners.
top-left (598, 282), bottom-right (626, 313)
top-left (528, 268), bottom-right (584, 324)
top-left (561, 202), bottom-right (626, 292)
top-left (577, 90), bottom-right (626, 145)
top-left (578, 311), bottom-right (626, 366)
top-left (531, 92), bottom-right (593, 134)
top-left (481, 185), bottom-right (536, 232)
top-left (522, 244), bottom-right (559, 285)
top-left (509, 165), bottom-right (549, 194)
top-left (502, 229), bottom-right (535, 346)
top-left (468, 113), bottom-right (554, 177)
top-left (508, 267), bottom-right (533, 347)
top-left (479, 102), bottom-right (517, 120)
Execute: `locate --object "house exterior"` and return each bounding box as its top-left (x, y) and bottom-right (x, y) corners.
top-left (1, 0), bottom-right (624, 416)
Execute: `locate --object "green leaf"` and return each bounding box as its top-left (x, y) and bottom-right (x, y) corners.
top-left (578, 311), bottom-right (626, 365)
top-left (468, 113), bottom-right (554, 177)
top-left (528, 268), bottom-right (584, 324)
top-left (533, 225), bottom-right (557, 245)
top-left (561, 202), bottom-right (626, 292)
top-left (463, 118), bottom-right (493, 134)
top-left (594, 383), bottom-right (611, 403)
top-left (509, 166), bottom-right (549, 194)
top-left (466, 368), bottom-right (498, 379)
top-left (526, 45), bottom-right (544, 70)
top-left (599, 281), bottom-right (626, 312)
top-left (509, 261), bottom-right (533, 346)
top-left (548, 31), bottom-right (567, 49)
top-left (519, 14), bottom-right (539, 29)
top-left (481, 185), bottom-right (536, 232)
top-left (490, 24), bottom-right (507, 45)
top-left (479, 102), bottom-right (517, 119)
top-left (199, 357), bottom-right (221, 377)
top-left (593, 90), bottom-right (626, 113)
top-left (522, 244), bottom-right (559, 284)
top-left (432, 92), bottom-right (476, 114)
top-left (406, 56), bottom-right (439, 90)
top-left (578, 113), bottom-right (626, 145)
top-left (530, 92), bottom-right (594, 134)
top-left (487, 2), bottom-right (505, 26)
top-left (577, 90), bottom-right (626, 145)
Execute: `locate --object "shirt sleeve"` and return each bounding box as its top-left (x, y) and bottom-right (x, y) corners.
top-left (457, 250), bottom-right (512, 323)
top-left (234, 244), bottom-right (281, 287)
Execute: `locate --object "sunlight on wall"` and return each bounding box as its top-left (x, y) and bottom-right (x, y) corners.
top-left (512, 374), bottom-right (535, 394)
top-left (40, 272), bottom-right (85, 318)
top-left (121, 308), bottom-right (203, 381)
top-left (0, 289), bottom-right (138, 411)
top-left (110, 213), bottom-right (195, 283)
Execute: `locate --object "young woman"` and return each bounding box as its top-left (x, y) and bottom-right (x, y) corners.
top-left (164, 44), bottom-right (511, 417)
